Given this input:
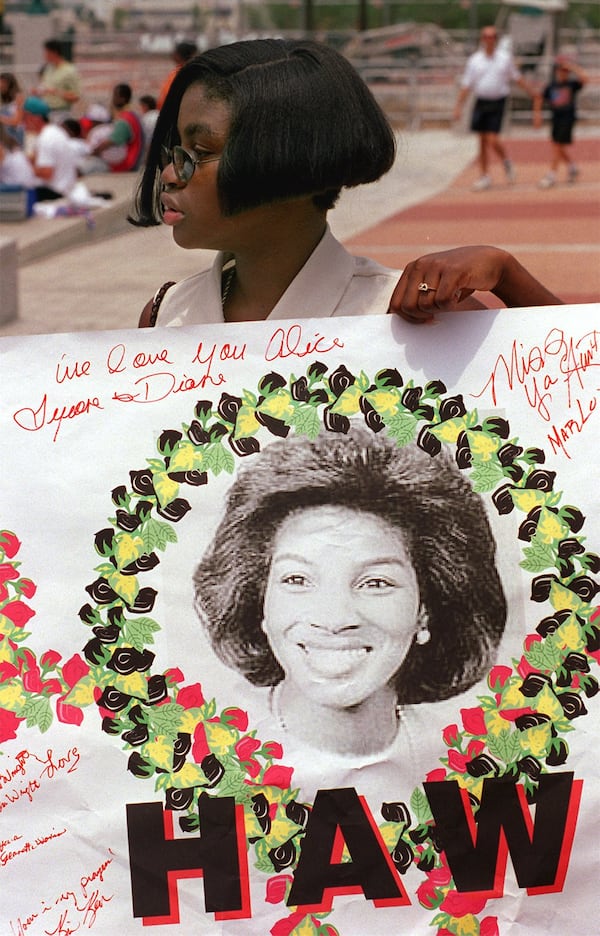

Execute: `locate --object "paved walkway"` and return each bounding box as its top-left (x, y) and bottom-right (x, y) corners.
top-left (0, 129), bottom-right (598, 338)
top-left (347, 135), bottom-right (600, 307)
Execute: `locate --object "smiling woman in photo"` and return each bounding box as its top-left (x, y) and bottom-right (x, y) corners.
top-left (192, 426), bottom-right (507, 794)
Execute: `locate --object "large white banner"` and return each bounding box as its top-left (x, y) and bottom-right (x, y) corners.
top-left (1, 305), bottom-right (598, 936)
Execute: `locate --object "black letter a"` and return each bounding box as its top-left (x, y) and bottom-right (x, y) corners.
top-left (287, 787), bottom-right (409, 910)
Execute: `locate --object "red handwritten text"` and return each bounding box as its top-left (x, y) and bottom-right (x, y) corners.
top-left (55, 354), bottom-right (91, 384)
top-left (265, 324), bottom-right (344, 362)
top-left (472, 327), bottom-right (598, 457)
top-left (12, 394), bottom-right (103, 442)
top-left (106, 343), bottom-right (174, 375)
top-left (9, 853), bottom-right (114, 935)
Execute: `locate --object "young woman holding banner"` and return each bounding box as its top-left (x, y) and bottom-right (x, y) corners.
top-left (132, 38), bottom-right (561, 327)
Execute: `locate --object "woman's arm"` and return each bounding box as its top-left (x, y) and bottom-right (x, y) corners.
top-left (387, 246), bottom-right (563, 323)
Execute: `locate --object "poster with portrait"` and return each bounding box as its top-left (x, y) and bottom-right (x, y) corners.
top-left (1, 304), bottom-right (598, 936)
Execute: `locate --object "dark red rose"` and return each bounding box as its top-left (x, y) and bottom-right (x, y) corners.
top-left (166, 787), bottom-right (195, 811)
top-left (482, 416), bottom-right (510, 438)
top-left (285, 800), bottom-right (310, 830)
top-left (85, 578), bottom-right (118, 605)
top-left (290, 376), bottom-right (309, 401)
top-left (497, 443), bottom-right (523, 466)
top-left (401, 386), bottom-right (422, 412)
top-left (129, 469), bottom-right (156, 496)
top-left (525, 469), bottom-right (556, 491)
top-left (381, 802), bottom-right (411, 825)
top-left (201, 753), bottom-right (225, 787)
top-left (307, 361), bottom-right (328, 380)
top-left (417, 426), bottom-right (442, 457)
top-left (439, 394), bottom-right (466, 420)
top-left (217, 392), bottom-right (243, 423)
top-left (492, 483), bottom-right (515, 515)
top-left (156, 498), bottom-right (192, 522)
top-left (157, 429), bottom-right (183, 454)
top-left (323, 406), bottom-right (350, 434)
top-left (187, 420), bottom-right (211, 445)
top-left (360, 397), bottom-right (385, 433)
top-left (127, 751), bottom-right (154, 778)
top-left (258, 372), bottom-right (287, 393)
top-left (121, 552), bottom-right (160, 576)
top-left (194, 400), bottom-right (213, 419)
top-left (269, 839), bottom-right (296, 872)
top-left (229, 435), bottom-right (261, 456)
top-left (328, 365), bottom-right (355, 397)
top-left (391, 838), bottom-right (413, 874)
top-left (126, 587), bottom-right (158, 614)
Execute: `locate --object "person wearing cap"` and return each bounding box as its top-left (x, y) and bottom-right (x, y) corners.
top-left (454, 26), bottom-right (541, 191)
top-left (537, 56), bottom-right (589, 188)
top-left (22, 95), bottom-right (79, 200)
top-left (31, 38), bottom-right (81, 123)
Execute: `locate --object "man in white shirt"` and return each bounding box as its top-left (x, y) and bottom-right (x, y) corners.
top-left (454, 26), bottom-right (540, 191)
top-left (22, 96), bottom-right (79, 200)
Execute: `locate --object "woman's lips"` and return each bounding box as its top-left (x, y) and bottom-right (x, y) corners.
top-left (161, 197), bottom-right (184, 226)
top-left (293, 629), bottom-right (373, 678)
top-left (298, 643), bottom-right (371, 678)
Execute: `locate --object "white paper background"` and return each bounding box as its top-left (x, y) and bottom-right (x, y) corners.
top-left (1, 305), bottom-right (598, 934)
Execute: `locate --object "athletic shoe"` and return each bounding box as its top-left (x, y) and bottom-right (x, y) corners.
top-left (538, 174), bottom-right (556, 189)
top-left (568, 164), bottom-right (579, 183)
top-left (472, 175), bottom-right (491, 191)
top-left (504, 159), bottom-right (516, 183)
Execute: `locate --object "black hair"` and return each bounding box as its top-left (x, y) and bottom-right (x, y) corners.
top-left (174, 41), bottom-right (198, 63)
top-left (193, 427), bottom-right (507, 705)
top-left (62, 117), bottom-right (82, 138)
top-left (114, 83), bottom-right (132, 105)
top-left (130, 38), bottom-right (396, 226)
top-left (44, 39), bottom-right (64, 56)
top-left (139, 94), bottom-right (157, 110)
top-left (1, 72), bottom-right (21, 104)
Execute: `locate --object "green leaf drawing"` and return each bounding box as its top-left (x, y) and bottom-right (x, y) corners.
top-left (123, 616), bottom-right (161, 650)
top-left (141, 517), bottom-right (178, 552)
top-left (23, 696), bottom-right (53, 733)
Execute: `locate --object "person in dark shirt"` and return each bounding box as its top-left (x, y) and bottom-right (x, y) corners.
top-left (537, 56), bottom-right (588, 188)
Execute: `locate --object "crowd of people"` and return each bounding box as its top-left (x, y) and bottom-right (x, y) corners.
top-left (0, 31), bottom-right (589, 208)
top-left (0, 39), bottom-right (196, 202)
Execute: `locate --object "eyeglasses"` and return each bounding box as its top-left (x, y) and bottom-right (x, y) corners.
top-left (160, 144), bottom-right (219, 185)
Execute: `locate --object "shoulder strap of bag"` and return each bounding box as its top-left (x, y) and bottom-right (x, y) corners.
top-left (138, 281), bottom-right (176, 328)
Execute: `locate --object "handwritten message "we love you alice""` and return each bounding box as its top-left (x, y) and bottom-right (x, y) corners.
top-left (0, 304), bottom-right (598, 936)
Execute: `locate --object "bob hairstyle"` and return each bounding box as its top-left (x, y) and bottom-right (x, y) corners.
top-left (193, 426), bottom-right (507, 705)
top-left (130, 38), bottom-right (396, 226)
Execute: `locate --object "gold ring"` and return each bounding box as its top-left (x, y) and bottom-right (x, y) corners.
top-left (418, 282), bottom-right (436, 292)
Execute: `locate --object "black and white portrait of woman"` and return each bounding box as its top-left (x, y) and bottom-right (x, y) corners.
top-left (192, 426), bottom-right (508, 802)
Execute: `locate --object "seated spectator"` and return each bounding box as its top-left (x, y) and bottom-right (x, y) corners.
top-left (0, 125), bottom-right (36, 187)
top-left (31, 38), bottom-right (81, 124)
top-left (22, 95), bottom-right (79, 200)
top-left (79, 84), bottom-right (143, 174)
top-left (62, 117), bottom-right (89, 159)
top-left (0, 72), bottom-right (25, 145)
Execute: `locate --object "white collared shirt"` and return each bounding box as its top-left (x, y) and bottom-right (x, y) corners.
top-left (157, 227), bottom-right (400, 327)
top-left (461, 47), bottom-right (521, 100)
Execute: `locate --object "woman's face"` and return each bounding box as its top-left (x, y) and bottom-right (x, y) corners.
top-left (160, 82), bottom-right (231, 250)
top-left (262, 505), bottom-right (420, 710)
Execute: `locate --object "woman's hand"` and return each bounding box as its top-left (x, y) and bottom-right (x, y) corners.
top-left (387, 246), bottom-right (563, 323)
